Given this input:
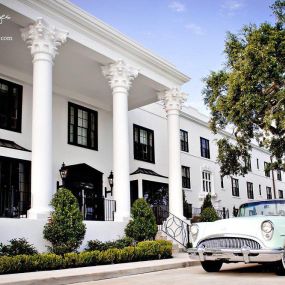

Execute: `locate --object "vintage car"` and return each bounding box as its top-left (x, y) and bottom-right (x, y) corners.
top-left (188, 199), bottom-right (285, 275)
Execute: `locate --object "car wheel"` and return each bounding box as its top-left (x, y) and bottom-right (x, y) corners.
top-left (201, 261), bottom-right (223, 272)
top-left (276, 252), bottom-right (285, 276)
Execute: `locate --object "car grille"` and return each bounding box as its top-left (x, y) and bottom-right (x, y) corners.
top-left (198, 237), bottom-right (261, 250)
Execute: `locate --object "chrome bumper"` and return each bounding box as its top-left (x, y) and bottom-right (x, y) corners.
top-left (188, 247), bottom-right (284, 263)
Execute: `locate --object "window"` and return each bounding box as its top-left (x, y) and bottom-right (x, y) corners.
top-left (277, 169), bottom-right (282, 181)
top-left (231, 178), bottom-right (239, 197)
top-left (200, 137), bottom-right (210, 159)
top-left (264, 162), bottom-right (270, 177)
top-left (182, 166), bottom-right (191, 189)
top-left (202, 171), bottom-right (211, 193)
top-left (256, 158), bottom-right (259, 169)
top-left (180, 129), bottom-right (189, 152)
top-left (245, 157), bottom-right (252, 172)
top-left (247, 182), bottom-right (254, 199)
top-left (133, 124), bottom-right (155, 163)
top-left (0, 78), bottom-right (22, 132)
top-left (266, 186), bottom-right (272, 199)
top-left (220, 175), bottom-right (224, 189)
top-left (259, 184), bottom-right (262, 196)
top-left (68, 102), bottom-right (98, 150)
top-left (278, 190), bottom-right (284, 199)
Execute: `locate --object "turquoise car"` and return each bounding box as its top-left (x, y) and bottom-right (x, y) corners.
top-left (188, 199), bottom-right (285, 275)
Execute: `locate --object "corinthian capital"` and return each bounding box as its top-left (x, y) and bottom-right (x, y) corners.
top-left (21, 18), bottom-right (68, 61)
top-left (158, 87), bottom-right (188, 112)
top-left (102, 59), bottom-right (138, 91)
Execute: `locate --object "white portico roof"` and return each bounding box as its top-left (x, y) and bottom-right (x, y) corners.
top-left (0, 0), bottom-right (190, 111)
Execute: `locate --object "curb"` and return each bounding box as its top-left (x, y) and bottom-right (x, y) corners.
top-left (0, 259), bottom-right (199, 285)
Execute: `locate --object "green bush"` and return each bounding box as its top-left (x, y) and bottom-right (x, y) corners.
top-left (201, 194), bottom-right (213, 212)
top-left (86, 237), bottom-right (135, 251)
top-left (43, 188), bottom-right (86, 255)
top-left (200, 207), bottom-right (220, 222)
top-left (125, 199), bottom-right (157, 241)
top-left (0, 238), bottom-right (38, 256)
top-left (0, 240), bottom-right (172, 275)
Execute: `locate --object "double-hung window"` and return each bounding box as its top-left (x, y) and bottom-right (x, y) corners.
top-left (133, 124), bottom-right (155, 163)
top-left (182, 166), bottom-right (191, 189)
top-left (200, 137), bottom-right (210, 159)
top-left (266, 186), bottom-right (272, 199)
top-left (0, 78), bottom-right (22, 132)
top-left (277, 169), bottom-right (282, 181)
top-left (278, 190), bottom-right (284, 199)
top-left (202, 171), bottom-right (211, 193)
top-left (264, 162), bottom-right (270, 177)
top-left (231, 178), bottom-right (239, 197)
top-left (180, 130), bottom-right (189, 152)
top-left (68, 102), bottom-right (98, 150)
top-left (247, 182), bottom-right (254, 199)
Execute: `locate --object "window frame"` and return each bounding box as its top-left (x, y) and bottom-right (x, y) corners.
top-left (182, 166), bottom-right (191, 189)
top-left (247, 182), bottom-right (254, 199)
top-left (180, 129), bottom-right (189, 152)
top-left (68, 102), bottom-right (98, 151)
top-left (133, 124), bottom-right (155, 163)
top-left (231, 177), bottom-right (239, 197)
top-left (200, 137), bottom-right (210, 159)
top-left (278, 189), bottom-right (284, 199)
top-left (266, 186), bottom-right (272, 200)
top-left (264, 162), bottom-right (270, 177)
top-left (202, 170), bottom-right (212, 193)
top-left (0, 78), bottom-right (22, 133)
top-left (277, 169), bottom-right (282, 181)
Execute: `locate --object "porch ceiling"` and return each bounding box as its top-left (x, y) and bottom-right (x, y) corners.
top-left (0, 3), bottom-right (186, 111)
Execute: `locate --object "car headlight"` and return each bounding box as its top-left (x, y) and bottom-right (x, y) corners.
top-left (190, 224), bottom-right (199, 241)
top-left (261, 220), bottom-right (274, 240)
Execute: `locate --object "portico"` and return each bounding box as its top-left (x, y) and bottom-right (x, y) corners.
top-left (0, 0), bottom-right (190, 222)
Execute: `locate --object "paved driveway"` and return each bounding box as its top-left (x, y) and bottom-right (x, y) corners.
top-left (75, 263), bottom-right (285, 285)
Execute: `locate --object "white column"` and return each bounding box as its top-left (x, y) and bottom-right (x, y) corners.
top-left (102, 60), bottom-right (138, 221)
top-left (21, 18), bottom-right (67, 219)
top-left (158, 88), bottom-right (187, 219)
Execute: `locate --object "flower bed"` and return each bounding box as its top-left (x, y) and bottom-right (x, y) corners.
top-left (0, 240), bottom-right (172, 275)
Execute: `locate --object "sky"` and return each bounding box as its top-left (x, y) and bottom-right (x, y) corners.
top-left (70, 0), bottom-right (276, 114)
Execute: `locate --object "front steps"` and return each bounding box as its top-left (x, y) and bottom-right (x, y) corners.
top-left (155, 230), bottom-right (186, 254)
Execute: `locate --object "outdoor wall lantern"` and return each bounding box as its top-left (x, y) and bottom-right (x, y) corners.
top-left (59, 162), bottom-right (68, 186)
top-left (105, 171), bottom-right (113, 197)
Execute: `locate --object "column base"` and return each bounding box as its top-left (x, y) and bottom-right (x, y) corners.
top-left (27, 207), bottom-right (53, 220)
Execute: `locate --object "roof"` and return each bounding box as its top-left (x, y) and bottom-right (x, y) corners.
top-left (130, 167), bottom-right (167, 178)
top-left (0, 139), bottom-right (30, 152)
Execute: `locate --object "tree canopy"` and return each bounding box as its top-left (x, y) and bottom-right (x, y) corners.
top-left (203, 0), bottom-right (285, 176)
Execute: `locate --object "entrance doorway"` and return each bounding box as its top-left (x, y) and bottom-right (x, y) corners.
top-left (0, 156), bottom-right (31, 217)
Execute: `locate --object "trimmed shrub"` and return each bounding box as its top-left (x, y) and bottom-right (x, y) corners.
top-left (86, 237), bottom-right (135, 251)
top-left (0, 240), bottom-right (172, 275)
top-left (125, 199), bottom-right (157, 241)
top-left (201, 193), bottom-right (213, 212)
top-left (200, 207), bottom-right (220, 222)
top-left (0, 238), bottom-right (38, 256)
top-left (43, 188), bottom-right (86, 255)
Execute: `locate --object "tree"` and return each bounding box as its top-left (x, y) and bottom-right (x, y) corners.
top-left (201, 193), bottom-right (213, 212)
top-left (43, 188), bottom-right (86, 255)
top-left (125, 198), bottom-right (157, 241)
top-left (203, 1), bottom-right (285, 176)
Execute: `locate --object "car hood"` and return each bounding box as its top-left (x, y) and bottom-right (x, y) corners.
top-left (193, 216), bottom-right (285, 248)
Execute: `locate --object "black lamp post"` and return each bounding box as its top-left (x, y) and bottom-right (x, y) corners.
top-left (105, 171), bottom-right (113, 197)
top-left (59, 162), bottom-right (68, 187)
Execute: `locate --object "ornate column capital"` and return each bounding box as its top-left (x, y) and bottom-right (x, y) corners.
top-left (21, 18), bottom-right (68, 62)
top-left (158, 87), bottom-right (188, 112)
top-left (102, 59), bottom-right (138, 91)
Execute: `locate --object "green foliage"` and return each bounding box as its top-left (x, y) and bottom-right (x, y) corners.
top-left (201, 194), bottom-right (213, 212)
top-left (0, 240), bottom-right (172, 275)
top-left (0, 238), bottom-right (38, 256)
top-left (125, 199), bottom-right (157, 242)
top-left (86, 237), bottom-right (135, 251)
top-left (43, 188), bottom-right (86, 255)
top-left (203, 1), bottom-right (285, 176)
top-left (200, 207), bottom-right (220, 222)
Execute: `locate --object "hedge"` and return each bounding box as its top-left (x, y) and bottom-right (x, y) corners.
top-left (0, 240), bottom-right (172, 275)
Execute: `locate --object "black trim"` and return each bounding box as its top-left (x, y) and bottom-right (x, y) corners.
top-left (247, 182), bottom-right (254, 199)
top-left (182, 166), bottom-right (191, 189)
top-left (68, 102), bottom-right (98, 151)
top-left (231, 177), bottom-right (239, 197)
top-left (200, 137), bottom-right (210, 159)
top-left (180, 129), bottom-right (189, 152)
top-left (0, 78), bottom-right (22, 133)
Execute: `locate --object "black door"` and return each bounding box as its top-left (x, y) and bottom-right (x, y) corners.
top-left (130, 180), bottom-right (139, 206)
top-left (0, 156), bottom-right (31, 217)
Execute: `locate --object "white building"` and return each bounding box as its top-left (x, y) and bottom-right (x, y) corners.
top-left (0, 0), bottom-right (284, 250)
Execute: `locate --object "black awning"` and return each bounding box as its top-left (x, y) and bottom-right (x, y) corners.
top-left (130, 167), bottom-right (167, 178)
top-left (0, 139), bottom-right (30, 152)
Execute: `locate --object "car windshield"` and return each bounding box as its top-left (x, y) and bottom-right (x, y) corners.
top-left (238, 200), bottom-right (285, 217)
